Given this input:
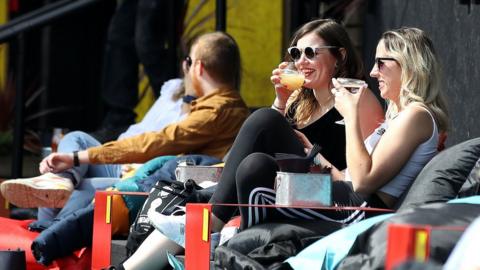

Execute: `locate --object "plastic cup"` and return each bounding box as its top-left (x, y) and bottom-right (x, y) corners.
top-left (280, 64), bottom-right (305, 91)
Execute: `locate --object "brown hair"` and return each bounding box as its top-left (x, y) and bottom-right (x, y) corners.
top-left (192, 32), bottom-right (241, 91)
top-left (285, 19), bottom-right (364, 124)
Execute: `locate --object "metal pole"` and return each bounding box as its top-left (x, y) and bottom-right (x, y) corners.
top-left (215, 0), bottom-right (226, 31)
top-left (0, 0), bottom-right (102, 43)
top-left (11, 33), bottom-right (25, 178)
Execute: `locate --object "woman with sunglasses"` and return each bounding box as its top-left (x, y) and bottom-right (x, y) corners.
top-left (311, 27), bottom-right (449, 210)
top-left (207, 19), bottom-right (384, 232)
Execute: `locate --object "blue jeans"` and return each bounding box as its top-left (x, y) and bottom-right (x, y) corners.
top-left (37, 131), bottom-right (121, 221)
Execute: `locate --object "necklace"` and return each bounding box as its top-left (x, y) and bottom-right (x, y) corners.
top-left (319, 94), bottom-right (335, 114)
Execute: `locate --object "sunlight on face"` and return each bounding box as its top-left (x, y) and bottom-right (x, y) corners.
top-left (295, 32), bottom-right (338, 91)
top-left (370, 40), bottom-right (402, 103)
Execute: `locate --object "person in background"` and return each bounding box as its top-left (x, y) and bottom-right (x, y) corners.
top-left (92, 0), bottom-right (187, 142)
top-left (117, 78), bottom-right (192, 140)
top-left (0, 32), bottom-right (249, 221)
top-left (37, 77), bottom-right (196, 223)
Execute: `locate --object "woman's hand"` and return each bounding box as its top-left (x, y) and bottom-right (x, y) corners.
top-left (293, 130), bottom-right (313, 154)
top-left (331, 78), bottom-right (367, 124)
top-left (39, 152), bottom-right (74, 174)
top-left (271, 62), bottom-right (294, 106)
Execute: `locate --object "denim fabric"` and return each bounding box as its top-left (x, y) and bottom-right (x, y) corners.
top-left (57, 131), bottom-right (122, 180)
top-left (36, 131), bottom-right (122, 223)
top-left (35, 178), bottom-right (119, 226)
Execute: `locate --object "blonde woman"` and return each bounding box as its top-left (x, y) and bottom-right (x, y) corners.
top-left (308, 27), bottom-right (449, 211)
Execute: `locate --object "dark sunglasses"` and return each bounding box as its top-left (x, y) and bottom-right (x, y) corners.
top-left (185, 55), bottom-right (192, 69)
top-left (287, 46), bottom-right (337, 61)
top-left (375, 57), bottom-right (397, 69)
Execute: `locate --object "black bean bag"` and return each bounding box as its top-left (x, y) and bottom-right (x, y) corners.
top-left (214, 137), bottom-right (480, 269)
top-left (214, 219), bottom-right (343, 270)
top-left (395, 137), bottom-right (480, 210)
top-left (337, 202), bottom-right (480, 270)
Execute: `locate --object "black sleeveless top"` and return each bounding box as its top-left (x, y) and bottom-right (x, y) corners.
top-left (287, 107), bottom-right (347, 170)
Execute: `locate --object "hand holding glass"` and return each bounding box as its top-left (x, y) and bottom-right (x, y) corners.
top-left (279, 64), bottom-right (305, 91)
top-left (334, 78), bottom-right (366, 125)
top-left (335, 78), bottom-right (365, 93)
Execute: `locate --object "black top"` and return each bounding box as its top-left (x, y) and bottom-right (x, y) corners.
top-left (287, 107), bottom-right (347, 170)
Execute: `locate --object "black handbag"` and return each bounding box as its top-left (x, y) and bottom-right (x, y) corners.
top-left (125, 179), bottom-right (202, 256)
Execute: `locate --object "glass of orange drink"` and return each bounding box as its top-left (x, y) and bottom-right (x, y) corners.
top-left (280, 63), bottom-right (305, 91)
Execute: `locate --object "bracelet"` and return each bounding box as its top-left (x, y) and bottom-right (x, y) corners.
top-left (271, 103), bottom-right (285, 111)
top-left (313, 154), bottom-right (321, 166)
top-left (73, 151), bottom-right (80, 167)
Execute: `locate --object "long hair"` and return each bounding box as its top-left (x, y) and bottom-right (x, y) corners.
top-left (285, 19), bottom-right (364, 125)
top-left (381, 27), bottom-right (449, 132)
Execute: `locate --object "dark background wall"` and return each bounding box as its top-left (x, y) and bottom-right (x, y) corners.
top-left (362, 0), bottom-right (480, 146)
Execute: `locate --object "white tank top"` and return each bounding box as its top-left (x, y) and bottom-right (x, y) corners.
top-left (345, 107), bottom-right (439, 198)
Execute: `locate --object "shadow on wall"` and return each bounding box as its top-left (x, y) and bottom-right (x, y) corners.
top-left (363, 0), bottom-right (480, 146)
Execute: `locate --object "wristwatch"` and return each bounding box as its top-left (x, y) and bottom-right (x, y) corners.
top-left (73, 151), bottom-right (80, 167)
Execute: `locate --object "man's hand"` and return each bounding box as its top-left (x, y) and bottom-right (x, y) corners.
top-left (39, 152), bottom-right (74, 174)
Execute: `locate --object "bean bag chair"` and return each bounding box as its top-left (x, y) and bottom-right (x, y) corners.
top-left (337, 200), bottom-right (480, 270)
top-left (286, 137), bottom-right (480, 270)
top-left (0, 217), bottom-right (91, 270)
top-left (214, 219), bottom-right (343, 270)
top-left (395, 137), bottom-right (480, 210)
top-left (214, 137), bottom-right (480, 269)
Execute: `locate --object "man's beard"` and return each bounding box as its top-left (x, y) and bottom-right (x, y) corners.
top-left (191, 73), bottom-right (203, 97)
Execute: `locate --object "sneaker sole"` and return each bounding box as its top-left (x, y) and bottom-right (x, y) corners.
top-left (2, 182), bottom-right (71, 208)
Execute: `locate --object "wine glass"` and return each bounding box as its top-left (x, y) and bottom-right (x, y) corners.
top-left (279, 62), bottom-right (305, 91)
top-left (334, 78), bottom-right (366, 125)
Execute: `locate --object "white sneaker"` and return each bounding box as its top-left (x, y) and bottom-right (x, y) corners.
top-left (0, 173), bottom-right (74, 208)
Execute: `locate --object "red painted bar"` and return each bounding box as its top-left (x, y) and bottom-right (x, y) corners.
top-left (385, 223), bottom-right (430, 270)
top-left (185, 203), bottom-right (212, 270)
top-left (91, 191), bottom-right (112, 269)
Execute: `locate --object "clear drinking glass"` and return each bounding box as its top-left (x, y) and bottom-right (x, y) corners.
top-left (279, 63), bottom-right (305, 91)
top-left (334, 78), bottom-right (366, 125)
top-left (336, 78), bottom-right (365, 93)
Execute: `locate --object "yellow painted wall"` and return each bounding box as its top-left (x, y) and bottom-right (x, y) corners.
top-left (134, 67), bottom-right (156, 122)
top-left (184, 0), bottom-right (283, 107)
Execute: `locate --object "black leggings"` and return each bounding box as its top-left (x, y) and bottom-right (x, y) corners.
top-left (210, 108), bottom-right (387, 228)
top-left (210, 108), bottom-right (305, 223)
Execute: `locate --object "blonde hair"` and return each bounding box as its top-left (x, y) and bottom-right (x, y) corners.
top-left (285, 19), bottom-right (364, 125)
top-left (381, 27), bottom-right (449, 132)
